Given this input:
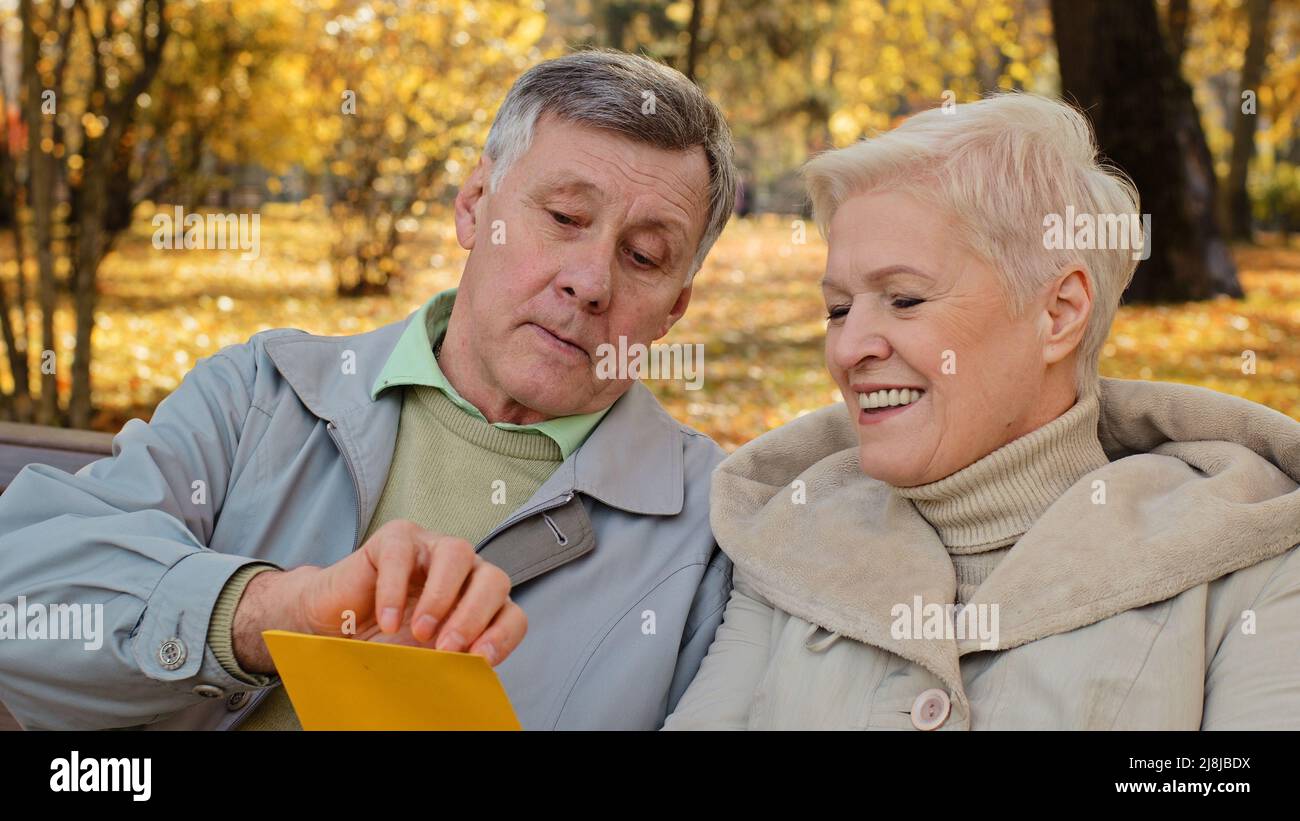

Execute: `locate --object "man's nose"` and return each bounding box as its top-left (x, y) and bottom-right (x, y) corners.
top-left (555, 254), bottom-right (613, 313)
top-left (831, 307), bottom-right (893, 372)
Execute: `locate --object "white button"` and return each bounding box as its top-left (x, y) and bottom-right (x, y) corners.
top-left (192, 684), bottom-right (224, 698)
top-left (158, 638), bottom-right (186, 670)
top-left (910, 688), bottom-right (951, 731)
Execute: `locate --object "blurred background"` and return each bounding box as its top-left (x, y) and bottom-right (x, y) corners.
top-left (0, 0), bottom-right (1297, 449)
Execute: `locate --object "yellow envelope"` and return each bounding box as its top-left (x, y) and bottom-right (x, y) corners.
top-left (262, 629), bottom-right (521, 730)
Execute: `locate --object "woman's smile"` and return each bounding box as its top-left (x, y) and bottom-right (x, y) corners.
top-left (855, 387), bottom-right (925, 425)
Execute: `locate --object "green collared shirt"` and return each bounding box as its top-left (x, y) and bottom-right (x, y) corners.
top-left (370, 288), bottom-right (608, 458)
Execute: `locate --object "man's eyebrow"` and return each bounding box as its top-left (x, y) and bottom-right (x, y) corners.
top-left (636, 216), bottom-right (690, 243)
top-left (530, 175), bottom-right (602, 198)
top-left (821, 264), bottom-right (937, 290)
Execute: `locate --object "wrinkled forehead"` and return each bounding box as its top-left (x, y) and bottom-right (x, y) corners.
top-left (519, 115), bottom-right (711, 236)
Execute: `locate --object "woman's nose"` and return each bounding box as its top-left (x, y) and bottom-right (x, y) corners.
top-left (831, 310), bottom-right (892, 371)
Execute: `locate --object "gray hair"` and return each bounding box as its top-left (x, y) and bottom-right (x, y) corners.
top-left (483, 49), bottom-right (736, 281)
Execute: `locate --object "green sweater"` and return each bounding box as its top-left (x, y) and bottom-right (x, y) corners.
top-left (219, 385), bottom-right (565, 730)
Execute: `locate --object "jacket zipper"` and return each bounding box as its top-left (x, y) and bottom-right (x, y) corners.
top-left (475, 491), bottom-right (576, 551)
top-left (326, 420), bottom-right (363, 550)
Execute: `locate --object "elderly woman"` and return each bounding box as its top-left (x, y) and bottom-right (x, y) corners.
top-left (664, 93), bottom-right (1300, 730)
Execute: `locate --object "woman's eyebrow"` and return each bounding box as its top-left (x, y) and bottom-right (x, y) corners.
top-left (821, 264), bottom-right (937, 290)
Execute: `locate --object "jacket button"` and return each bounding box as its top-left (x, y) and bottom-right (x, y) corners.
top-left (192, 684), bottom-right (224, 699)
top-left (226, 691), bottom-right (251, 711)
top-left (910, 688), bottom-right (951, 731)
top-left (158, 638), bottom-right (187, 670)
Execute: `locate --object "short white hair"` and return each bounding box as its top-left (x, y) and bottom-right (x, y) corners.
top-left (803, 92), bottom-right (1141, 396)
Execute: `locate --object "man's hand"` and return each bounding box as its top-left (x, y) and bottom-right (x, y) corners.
top-left (231, 520), bottom-right (526, 674)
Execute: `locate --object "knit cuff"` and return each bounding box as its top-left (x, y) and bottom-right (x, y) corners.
top-left (206, 563), bottom-right (281, 687)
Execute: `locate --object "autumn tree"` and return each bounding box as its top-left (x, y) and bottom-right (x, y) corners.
top-left (305, 0), bottom-right (547, 296)
top-left (567, 0), bottom-right (1056, 211)
top-left (1224, 0), bottom-right (1272, 240)
top-left (132, 0), bottom-right (312, 211)
top-left (0, 0), bottom-right (170, 427)
top-left (1051, 0), bottom-right (1241, 303)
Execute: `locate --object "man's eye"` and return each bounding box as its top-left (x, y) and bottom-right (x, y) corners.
top-left (891, 297), bottom-right (924, 309)
top-left (825, 305), bottom-right (850, 321)
top-left (550, 211), bottom-right (577, 226)
top-left (624, 247), bottom-right (658, 268)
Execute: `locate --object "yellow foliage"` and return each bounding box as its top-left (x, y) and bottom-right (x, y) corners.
top-left (3, 207), bottom-right (1295, 450)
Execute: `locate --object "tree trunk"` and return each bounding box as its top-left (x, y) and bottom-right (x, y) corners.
top-left (6, 197), bottom-right (33, 423)
top-left (68, 131), bottom-right (113, 429)
top-left (66, 0), bottom-right (169, 428)
top-left (1050, 0), bottom-right (1241, 303)
top-left (1224, 0), bottom-right (1272, 240)
top-left (603, 2), bottom-right (629, 51)
top-left (684, 0), bottom-right (704, 81)
top-left (21, 0), bottom-right (61, 423)
top-left (1166, 0), bottom-right (1190, 66)
top-left (0, 36), bottom-right (31, 422)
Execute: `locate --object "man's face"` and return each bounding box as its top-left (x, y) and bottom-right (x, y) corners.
top-left (446, 113), bottom-right (712, 423)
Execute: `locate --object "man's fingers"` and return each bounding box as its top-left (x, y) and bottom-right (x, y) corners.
top-left (371, 530), bottom-right (419, 633)
top-left (432, 560), bottom-right (512, 653)
top-left (467, 600), bottom-right (528, 666)
top-left (409, 536), bottom-right (477, 642)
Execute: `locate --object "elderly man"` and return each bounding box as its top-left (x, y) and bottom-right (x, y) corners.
top-left (0, 49), bottom-right (737, 730)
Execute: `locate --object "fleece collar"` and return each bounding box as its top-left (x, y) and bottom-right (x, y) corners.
top-left (710, 378), bottom-right (1300, 708)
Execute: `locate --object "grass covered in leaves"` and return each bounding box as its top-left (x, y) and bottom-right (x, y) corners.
top-left (5, 204), bottom-right (1298, 450)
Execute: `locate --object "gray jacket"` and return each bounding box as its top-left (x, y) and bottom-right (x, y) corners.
top-left (0, 314), bottom-right (732, 730)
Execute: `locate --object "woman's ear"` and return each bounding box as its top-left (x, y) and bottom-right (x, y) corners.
top-left (1042, 266), bottom-right (1093, 366)
top-left (454, 157), bottom-right (492, 250)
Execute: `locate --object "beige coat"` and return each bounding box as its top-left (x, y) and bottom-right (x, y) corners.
top-left (665, 378), bottom-right (1300, 730)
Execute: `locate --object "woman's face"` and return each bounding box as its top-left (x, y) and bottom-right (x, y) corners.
top-left (822, 189), bottom-right (1069, 487)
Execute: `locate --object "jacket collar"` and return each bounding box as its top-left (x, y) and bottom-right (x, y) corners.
top-left (264, 319), bottom-right (408, 541)
top-left (710, 378), bottom-right (1300, 707)
top-left (262, 313), bottom-right (686, 522)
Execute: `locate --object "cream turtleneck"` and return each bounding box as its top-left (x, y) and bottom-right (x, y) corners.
top-left (894, 392), bottom-right (1111, 603)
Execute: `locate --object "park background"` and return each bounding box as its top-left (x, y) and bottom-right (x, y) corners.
top-left (0, 0), bottom-right (1297, 450)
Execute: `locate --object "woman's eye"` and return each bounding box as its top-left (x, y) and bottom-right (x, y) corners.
top-left (550, 211), bottom-right (577, 226)
top-left (891, 297), bottom-right (924, 309)
top-left (825, 305), bottom-right (850, 321)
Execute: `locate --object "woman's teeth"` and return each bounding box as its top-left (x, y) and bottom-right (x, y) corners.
top-left (857, 388), bottom-right (923, 410)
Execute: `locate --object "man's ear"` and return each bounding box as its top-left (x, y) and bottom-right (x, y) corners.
top-left (1041, 266), bottom-right (1093, 366)
top-left (454, 157), bottom-right (492, 250)
top-left (656, 284), bottom-right (694, 339)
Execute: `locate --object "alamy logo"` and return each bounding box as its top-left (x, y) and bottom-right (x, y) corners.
top-left (890, 595), bottom-right (999, 650)
top-left (0, 596), bottom-right (104, 651)
top-left (152, 205), bottom-right (261, 261)
top-left (594, 336), bottom-right (704, 390)
top-left (50, 751), bottom-right (151, 801)
top-left (1042, 206), bottom-right (1151, 261)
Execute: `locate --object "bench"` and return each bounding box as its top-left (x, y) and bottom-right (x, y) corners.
top-left (0, 422), bottom-right (115, 731)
